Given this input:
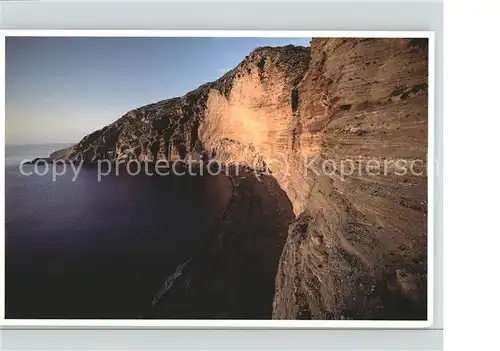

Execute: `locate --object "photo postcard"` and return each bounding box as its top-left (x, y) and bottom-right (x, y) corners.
top-left (1, 31), bottom-right (433, 327)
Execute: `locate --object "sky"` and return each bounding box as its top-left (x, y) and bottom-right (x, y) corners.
top-left (5, 37), bottom-right (311, 145)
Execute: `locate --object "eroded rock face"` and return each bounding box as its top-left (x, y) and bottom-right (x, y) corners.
top-left (60, 45), bottom-right (311, 168)
top-left (273, 38), bottom-right (428, 320)
top-left (52, 38), bottom-right (428, 320)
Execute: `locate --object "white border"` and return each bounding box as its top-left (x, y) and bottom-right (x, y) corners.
top-left (0, 30), bottom-right (435, 328)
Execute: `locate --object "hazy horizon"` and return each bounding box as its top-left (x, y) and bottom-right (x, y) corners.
top-left (6, 37), bottom-right (311, 145)
top-left (5, 141), bottom-right (78, 146)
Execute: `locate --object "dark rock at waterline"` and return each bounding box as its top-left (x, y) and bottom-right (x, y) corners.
top-left (49, 145), bottom-right (75, 162)
top-left (27, 157), bottom-right (54, 165)
top-left (27, 146), bottom-right (76, 165)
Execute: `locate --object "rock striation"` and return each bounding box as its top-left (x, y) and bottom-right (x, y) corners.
top-left (272, 38), bottom-right (428, 320)
top-left (52, 38), bottom-right (429, 320)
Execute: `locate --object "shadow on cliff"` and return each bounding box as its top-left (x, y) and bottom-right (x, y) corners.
top-left (145, 167), bottom-right (294, 319)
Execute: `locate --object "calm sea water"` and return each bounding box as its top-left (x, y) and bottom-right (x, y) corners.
top-left (5, 144), bottom-right (230, 319)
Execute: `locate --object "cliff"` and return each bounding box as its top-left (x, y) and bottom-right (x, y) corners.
top-left (272, 38), bottom-right (428, 320)
top-left (52, 38), bottom-right (428, 320)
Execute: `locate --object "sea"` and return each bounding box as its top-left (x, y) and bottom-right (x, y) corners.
top-left (4, 144), bottom-right (230, 319)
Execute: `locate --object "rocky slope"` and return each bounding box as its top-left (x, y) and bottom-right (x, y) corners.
top-left (52, 38), bottom-right (428, 320)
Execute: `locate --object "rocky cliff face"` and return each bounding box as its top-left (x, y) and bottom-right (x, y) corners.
top-left (58, 45), bottom-right (310, 168)
top-left (52, 38), bottom-right (428, 320)
top-left (272, 38), bottom-right (428, 320)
